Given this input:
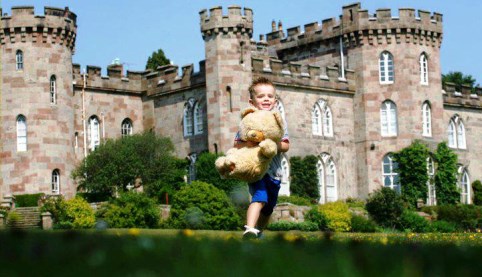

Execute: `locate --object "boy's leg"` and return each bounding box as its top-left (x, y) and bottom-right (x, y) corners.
top-left (258, 176), bottom-right (281, 231)
top-left (246, 202), bottom-right (265, 228)
top-left (244, 175), bottom-right (268, 239)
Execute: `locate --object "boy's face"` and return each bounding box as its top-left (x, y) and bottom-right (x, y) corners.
top-left (249, 84), bottom-right (277, 111)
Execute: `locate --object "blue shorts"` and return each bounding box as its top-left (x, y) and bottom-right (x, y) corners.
top-left (249, 174), bottom-right (281, 216)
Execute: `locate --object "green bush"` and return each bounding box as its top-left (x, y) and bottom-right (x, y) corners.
top-left (289, 155), bottom-right (319, 201)
top-left (305, 207), bottom-right (327, 230)
top-left (41, 196), bottom-right (95, 229)
top-left (350, 215), bottom-right (378, 233)
top-left (267, 220), bottom-right (318, 231)
top-left (472, 180), bottom-right (482, 206)
top-left (168, 181), bottom-right (241, 230)
top-left (307, 201), bottom-right (352, 232)
top-left (345, 198), bottom-right (366, 209)
top-left (14, 193), bottom-right (44, 207)
top-left (366, 187), bottom-right (405, 228)
top-left (278, 195), bottom-right (313, 206)
top-left (434, 142), bottom-right (459, 205)
top-left (97, 192), bottom-right (160, 228)
top-left (435, 205), bottom-right (482, 231)
top-left (397, 210), bottom-right (430, 233)
top-left (429, 220), bottom-right (459, 233)
top-left (77, 192), bottom-right (112, 203)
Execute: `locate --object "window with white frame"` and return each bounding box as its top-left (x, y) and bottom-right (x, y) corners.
top-left (279, 155), bottom-right (291, 196)
top-left (458, 167), bottom-right (470, 204)
top-left (426, 156), bottom-right (436, 206)
top-left (88, 116), bottom-right (100, 151)
top-left (420, 53), bottom-right (428, 85)
top-left (382, 154), bottom-right (400, 193)
top-left (193, 102), bottom-right (203, 135)
top-left (447, 115), bottom-right (466, 149)
top-left (16, 115), bottom-right (27, 152)
top-left (16, 50), bottom-right (23, 70)
top-left (318, 153), bottom-right (338, 203)
top-left (121, 118), bottom-right (133, 137)
top-left (317, 160), bottom-right (325, 203)
top-left (380, 100), bottom-right (398, 136)
top-left (422, 102), bottom-right (432, 137)
top-left (277, 101), bottom-right (286, 122)
top-left (312, 99), bottom-right (333, 137)
top-left (52, 169), bottom-right (60, 194)
top-left (379, 51), bottom-right (394, 84)
top-left (50, 75), bottom-right (57, 104)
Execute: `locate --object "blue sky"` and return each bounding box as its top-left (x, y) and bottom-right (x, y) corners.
top-left (2, 1), bottom-right (481, 83)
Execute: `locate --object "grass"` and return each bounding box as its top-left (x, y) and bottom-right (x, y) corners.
top-left (1, 229), bottom-right (481, 276)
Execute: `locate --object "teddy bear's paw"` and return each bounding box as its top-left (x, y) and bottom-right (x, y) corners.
top-left (259, 139), bottom-right (277, 158)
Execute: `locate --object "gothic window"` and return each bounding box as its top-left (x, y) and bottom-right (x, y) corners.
top-left (420, 53), bottom-right (428, 85)
top-left (184, 98), bottom-right (203, 137)
top-left (277, 101), bottom-right (286, 122)
top-left (380, 100), bottom-right (398, 137)
top-left (52, 169), bottom-right (60, 194)
top-left (317, 160), bottom-right (325, 204)
top-left (426, 157), bottom-right (436, 206)
top-left (312, 99), bottom-right (333, 137)
top-left (16, 115), bottom-right (27, 152)
top-left (193, 102), bottom-right (204, 135)
top-left (87, 116), bottom-right (100, 151)
top-left (458, 167), bottom-right (470, 204)
top-left (448, 115), bottom-right (466, 149)
top-left (318, 153), bottom-right (338, 203)
top-left (16, 50), bottom-right (23, 70)
top-left (280, 155), bottom-right (291, 196)
top-left (379, 51), bottom-right (394, 84)
top-left (382, 154), bottom-right (400, 193)
top-left (121, 118), bottom-right (133, 137)
top-left (422, 102), bottom-right (432, 137)
top-left (50, 75), bottom-right (57, 104)
top-left (187, 153), bottom-right (197, 183)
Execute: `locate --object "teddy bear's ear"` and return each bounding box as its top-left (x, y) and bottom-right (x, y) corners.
top-left (273, 111), bottom-right (284, 129)
top-left (241, 108), bottom-right (256, 118)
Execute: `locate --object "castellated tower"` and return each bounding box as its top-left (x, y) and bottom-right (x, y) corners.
top-left (0, 7), bottom-right (77, 198)
top-left (339, 3), bottom-right (444, 197)
top-left (200, 6), bottom-right (253, 153)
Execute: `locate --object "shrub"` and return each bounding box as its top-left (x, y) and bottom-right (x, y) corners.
top-left (41, 196), bottom-right (95, 229)
top-left (345, 198), bottom-right (366, 209)
top-left (305, 207), bottom-right (327, 230)
top-left (472, 180), bottom-right (482, 206)
top-left (397, 210), bottom-right (430, 233)
top-left (350, 215), bottom-right (378, 233)
top-left (366, 187), bottom-right (404, 228)
top-left (435, 205), bottom-right (482, 231)
top-left (97, 192), bottom-right (160, 228)
top-left (77, 192), bottom-right (112, 203)
top-left (434, 142), bottom-right (459, 205)
top-left (289, 155), bottom-right (319, 201)
top-left (308, 201), bottom-right (352, 232)
top-left (429, 220), bottom-right (459, 233)
top-left (267, 220), bottom-right (318, 231)
top-left (168, 181), bottom-right (241, 230)
top-left (278, 195), bottom-right (313, 206)
top-left (14, 193), bottom-right (44, 207)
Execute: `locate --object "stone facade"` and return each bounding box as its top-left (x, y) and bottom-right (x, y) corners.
top-left (0, 4), bottom-right (481, 204)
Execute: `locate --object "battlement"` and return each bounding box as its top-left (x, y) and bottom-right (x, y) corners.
top-left (200, 6), bottom-right (253, 38)
top-left (0, 6), bottom-right (77, 49)
top-left (251, 57), bottom-right (355, 93)
top-left (443, 83), bottom-right (482, 109)
top-left (266, 2), bottom-right (442, 49)
top-left (145, 61), bottom-right (206, 96)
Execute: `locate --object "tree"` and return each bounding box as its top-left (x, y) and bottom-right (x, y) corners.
top-left (442, 71), bottom-right (477, 91)
top-left (289, 155), bottom-right (319, 201)
top-left (434, 142), bottom-right (459, 205)
top-left (145, 48), bottom-right (170, 70)
top-left (72, 132), bottom-right (186, 201)
top-left (394, 140), bottom-right (430, 209)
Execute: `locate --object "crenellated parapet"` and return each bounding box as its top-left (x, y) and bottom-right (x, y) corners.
top-left (443, 83), bottom-right (482, 109)
top-left (251, 57), bottom-right (355, 94)
top-left (0, 6), bottom-right (77, 50)
top-left (266, 2), bottom-right (443, 50)
top-left (199, 6), bottom-right (253, 39)
top-left (145, 61), bottom-right (206, 96)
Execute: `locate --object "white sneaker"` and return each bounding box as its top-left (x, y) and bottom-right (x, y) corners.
top-left (243, 225), bottom-right (260, 240)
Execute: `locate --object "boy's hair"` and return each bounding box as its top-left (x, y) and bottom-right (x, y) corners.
top-left (248, 77), bottom-right (275, 99)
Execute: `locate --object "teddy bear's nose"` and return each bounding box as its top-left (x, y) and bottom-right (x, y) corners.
top-left (247, 130), bottom-right (264, 142)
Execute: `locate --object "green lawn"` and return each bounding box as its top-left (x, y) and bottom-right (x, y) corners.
top-left (1, 229), bottom-right (481, 276)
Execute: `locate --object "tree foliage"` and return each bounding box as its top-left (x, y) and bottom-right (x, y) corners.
top-left (366, 187), bottom-right (405, 228)
top-left (289, 155), bottom-right (319, 201)
top-left (72, 132), bottom-right (186, 201)
top-left (434, 142), bottom-right (459, 205)
top-left (442, 71), bottom-right (478, 91)
top-left (394, 140), bottom-right (430, 209)
top-left (145, 48), bottom-right (170, 71)
top-left (472, 180), bottom-right (482, 206)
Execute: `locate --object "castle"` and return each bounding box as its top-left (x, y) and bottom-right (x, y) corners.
top-left (1, 3), bottom-right (480, 205)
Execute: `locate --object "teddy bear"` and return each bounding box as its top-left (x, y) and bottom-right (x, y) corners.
top-left (215, 107), bottom-right (284, 183)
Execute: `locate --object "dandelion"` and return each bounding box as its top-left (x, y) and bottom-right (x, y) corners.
top-left (128, 228), bottom-right (140, 236)
top-left (182, 229), bottom-right (195, 237)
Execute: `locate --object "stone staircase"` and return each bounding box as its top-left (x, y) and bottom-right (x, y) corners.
top-left (7, 207), bottom-right (42, 230)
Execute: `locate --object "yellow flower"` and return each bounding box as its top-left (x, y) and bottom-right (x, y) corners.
top-left (128, 228), bottom-right (140, 236)
top-left (182, 229), bottom-right (195, 237)
top-left (284, 233), bottom-right (297, 242)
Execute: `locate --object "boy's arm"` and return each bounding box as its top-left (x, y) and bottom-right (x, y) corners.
top-left (278, 140), bottom-right (289, 153)
top-left (234, 140), bottom-right (258, 148)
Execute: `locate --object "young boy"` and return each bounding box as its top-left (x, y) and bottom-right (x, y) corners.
top-left (234, 77), bottom-right (290, 239)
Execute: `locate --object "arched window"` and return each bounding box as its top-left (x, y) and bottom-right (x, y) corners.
top-left (380, 100), bottom-right (398, 136)
top-left (88, 116), bottom-right (100, 151)
top-left (317, 160), bottom-right (325, 204)
top-left (277, 101), bottom-right (286, 122)
top-left (121, 118), bottom-right (133, 137)
top-left (458, 167), bottom-right (470, 204)
top-left (183, 98), bottom-right (196, 137)
top-left (52, 169), bottom-right (60, 194)
top-left (426, 156), bottom-right (436, 206)
top-left (326, 158), bottom-right (337, 202)
top-left (448, 115), bottom-right (466, 149)
top-left (312, 99), bottom-right (333, 137)
top-left (50, 75), bottom-right (57, 104)
top-left (16, 50), bottom-right (23, 70)
top-left (318, 153), bottom-right (337, 203)
top-left (16, 115), bottom-right (27, 152)
top-left (382, 154), bottom-right (400, 193)
top-left (379, 51), bottom-right (394, 84)
top-left (279, 155), bottom-right (291, 196)
top-left (422, 102), bottom-right (432, 137)
top-left (420, 53), bottom-right (428, 85)
top-left (193, 102), bottom-right (204, 135)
